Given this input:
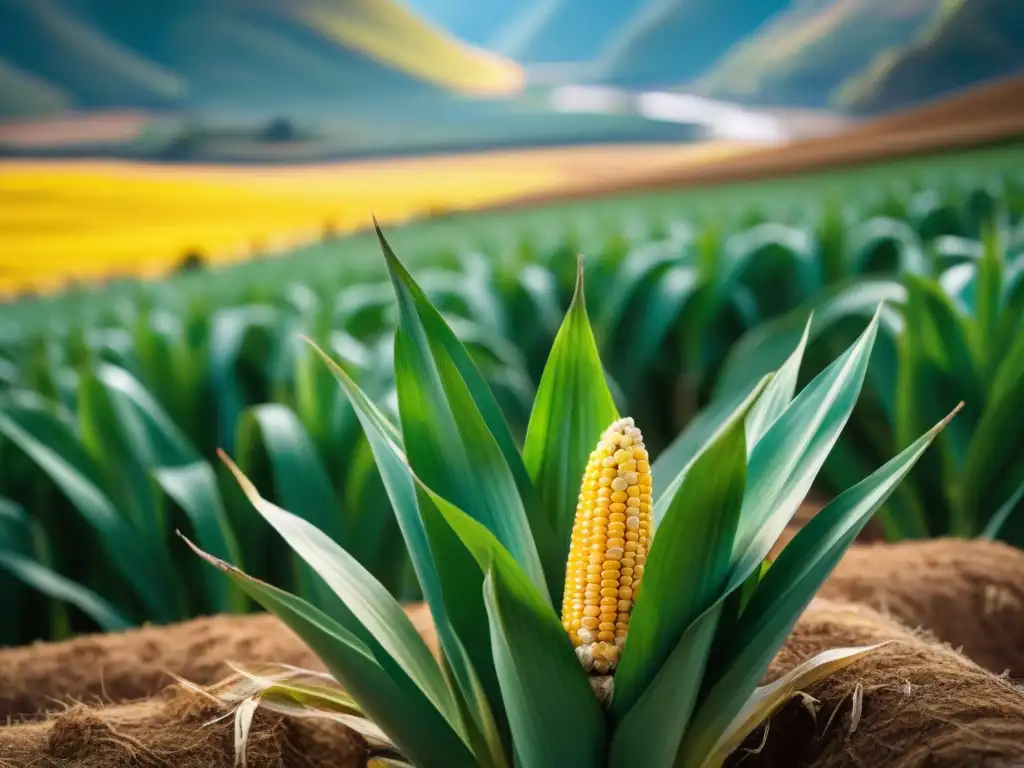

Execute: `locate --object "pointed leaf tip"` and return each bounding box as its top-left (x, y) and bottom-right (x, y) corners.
top-left (936, 401), bottom-right (965, 431)
top-left (571, 254), bottom-right (588, 312)
top-left (217, 448), bottom-right (261, 501)
top-left (178, 530), bottom-right (244, 579)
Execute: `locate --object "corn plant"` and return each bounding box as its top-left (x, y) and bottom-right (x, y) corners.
top-left (717, 225), bottom-right (1024, 545)
top-left (184, 228), bottom-right (954, 768)
top-left (0, 356), bottom-right (417, 645)
top-left (0, 158), bottom-right (1016, 644)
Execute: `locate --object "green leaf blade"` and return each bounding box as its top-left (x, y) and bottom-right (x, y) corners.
top-left (523, 257), bottom-right (619, 566)
top-left (379, 226), bottom-right (549, 600)
top-left (614, 410), bottom-right (747, 719)
top-left (483, 564), bottom-right (604, 768)
top-left (219, 452), bottom-right (459, 730)
top-left (182, 535), bottom-right (477, 768)
top-left (681, 406), bottom-right (957, 764)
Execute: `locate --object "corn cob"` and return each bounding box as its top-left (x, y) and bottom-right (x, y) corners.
top-left (562, 417), bottom-right (652, 683)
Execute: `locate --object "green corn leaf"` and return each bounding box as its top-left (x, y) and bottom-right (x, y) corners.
top-left (596, 235), bottom-right (690, 340)
top-left (744, 318), bottom-right (810, 449)
top-left (728, 307), bottom-right (881, 591)
top-left (379, 225), bottom-right (551, 601)
top-left (0, 406), bottom-right (181, 622)
top-left (973, 225), bottom-right (1003, 382)
top-left (92, 363), bottom-right (200, 466)
top-left (78, 366), bottom-right (164, 542)
top-left (236, 403), bottom-right (345, 544)
top-left (154, 461), bottom-right (246, 614)
top-left (0, 550), bottom-right (131, 631)
top-left (514, 263), bottom-right (563, 342)
top-left (235, 402), bottom-right (354, 609)
top-left (681, 407), bottom-right (956, 763)
top-left (847, 217), bottom-right (926, 275)
top-left (523, 256), bottom-right (619, 562)
top-left (377, 224), bottom-right (531, 499)
top-left (719, 223), bottom-right (820, 319)
top-left (0, 495), bottom-right (64, 642)
top-left (622, 265), bottom-right (700, 382)
top-left (218, 452), bottom-right (460, 730)
top-left (692, 645), bottom-right (882, 768)
top-left (961, 327), bottom-right (1024, 539)
top-left (182, 536), bottom-right (477, 768)
top-left (209, 305), bottom-right (278, 453)
top-left (654, 375), bottom-right (770, 524)
top-left (609, 603), bottom-right (723, 768)
top-left (891, 280), bottom-right (964, 537)
top-left (310, 339), bottom-right (508, 752)
top-left (899, 275), bottom-right (981, 406)
top-left (714, 278), bottom-right (905, 398)
top-left (614, 407), bottom-right (747, 718)
top-left (415, 485), bottom-right (511, 763)
top-left (980, 476), bottom-right (1024, 544)
top-left (483, 564), bottom-right (604, 768)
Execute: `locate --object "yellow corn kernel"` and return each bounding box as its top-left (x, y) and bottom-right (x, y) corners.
top-left (561, 417), bottom-right (653, 676)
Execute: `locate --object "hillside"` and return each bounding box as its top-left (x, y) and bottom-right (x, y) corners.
top-left (0, 60), bottom-right (71, 119)
top-left (493, 0), bottom-right (637, 64)
top-left (693, 0), bottom-right (943, 108)
top-left (0, 0), bottom-right (523, 119)
top-left (401, 0), bottom-right (527, 47)
top-left (0, 0), bottom-right (186, 110)
top-left (597, 0), bottom-right (787, 88)
top-left (839, 0), bottom-right (1024, 114)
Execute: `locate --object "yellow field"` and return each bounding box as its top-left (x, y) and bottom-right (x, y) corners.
top-left (0, 142), bottom-right (752, 296)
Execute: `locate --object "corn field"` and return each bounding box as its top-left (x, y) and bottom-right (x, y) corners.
top-left (1, 145), bottom-right (1023, 646)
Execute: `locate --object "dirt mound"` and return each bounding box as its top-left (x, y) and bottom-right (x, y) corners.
top-left (0, 685), bottom-right (365, 768)
top-left (741, 599), bottom-right (1024, 768)
top-left (0, 603), bottom-right (436, 721)
top-left (820, 538), bottom-right (1024, 677)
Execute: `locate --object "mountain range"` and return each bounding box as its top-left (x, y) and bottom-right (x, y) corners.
top-left (0, 0), bottom-right (523, 119)
top-left (420, 0), bottom-right (1024, 113)
top-left (2, 0), bottom-right (1022, 130)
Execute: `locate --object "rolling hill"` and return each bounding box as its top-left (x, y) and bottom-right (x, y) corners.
top-left (596, 0), bottom-right (788, 87)
top-left (492, 0), bottom-right (638, 64)
top-left (591, 0), bottom-right (1020, 114)
top-left (838, 0), bottom-right (1024, 114)
top-left (0, 0), bottom-right (186, 110)
top-left (0, 60), bottom-right (72, 119)
top-left (692, 0), bottom-right (943, 107)
top-left (0, 0), bottom-right (524, 118)
top-left (400, 0), bottom-right (528, 47)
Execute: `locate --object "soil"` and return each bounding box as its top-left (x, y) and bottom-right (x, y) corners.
top-left (742, 599), bottom-right (1024, 768)
top-left (820, 538), bottom-right (1024, 678)
top-left (0, 685), bottom-right (366, 768)
top-left (0, 603), bottom-right (435, 721)
top-left (4, 598), bottom-right (1021, 767)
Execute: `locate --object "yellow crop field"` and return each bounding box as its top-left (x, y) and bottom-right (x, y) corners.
top-left (0, 142), bottom-right (752, 296)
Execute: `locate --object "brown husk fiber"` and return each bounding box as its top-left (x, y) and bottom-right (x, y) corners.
top-left (0, 684), bottom-right (366, 768)
top-left (0, 603), bottom-right (435, 720)
top-left (740, 599), bottom-right (1024, 768)
top-left (819, 538), bottom-right (1024, 677)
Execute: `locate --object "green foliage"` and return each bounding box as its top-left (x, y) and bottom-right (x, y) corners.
top-left (719, 223), bottom-right (1024, 545)
top-left (189, 231), bottom-right (950, 767)
top-left (0, 146), bottom-right (1020, 644)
